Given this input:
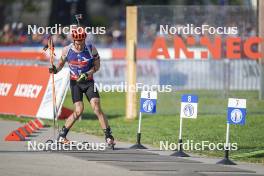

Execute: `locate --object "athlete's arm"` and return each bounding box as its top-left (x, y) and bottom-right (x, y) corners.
top-left (49, 46), bottom-right (68, 74)
top-left (86, 46), bottom-right (100, 76)
top-left (56, 46), bottom-right (68, 72)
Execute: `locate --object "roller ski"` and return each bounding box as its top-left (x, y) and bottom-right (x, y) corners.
top-left (44, 126), bottom-right (72, 151)
top-left (56, 126), bottom-right (90, 148)
top-left (104, 127), bottom-right (116, 150)
top-left (45, 126), bottom-right (71, 145)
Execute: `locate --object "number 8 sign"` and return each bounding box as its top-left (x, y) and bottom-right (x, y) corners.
top-left (188, 96), bottom-right (191, 102)
top-left (180, 94), bottom-right (198, 119)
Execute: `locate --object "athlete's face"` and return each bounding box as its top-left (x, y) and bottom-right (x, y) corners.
top-left (74, 40), bottom-right (85, 51)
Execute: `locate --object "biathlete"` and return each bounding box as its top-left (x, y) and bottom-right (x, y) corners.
top-left (48, 27), bottom-right (115, 147)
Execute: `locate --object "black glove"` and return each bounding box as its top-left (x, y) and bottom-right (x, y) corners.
top-left (49, 65), bottom-right (57, 74)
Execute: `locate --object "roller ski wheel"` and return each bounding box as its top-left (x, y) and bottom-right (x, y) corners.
top-left (45, 139), bottom-right (54, 144)
top-left (44, 139), bottom-right (54, 151)
top-left (106, 138), bottom-right (116, 150)
top-left (57, 136), bottom-right (72, 145)
top-left (82, 141), bottom-right (90, 147)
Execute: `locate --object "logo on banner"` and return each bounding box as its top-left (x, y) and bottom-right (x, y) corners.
top-left (0, 83), bottom-right (12, 96)
top-left (180, 94), bottom-right (198, 118)
top-left (140, 91), bottom-right (157, 114)
top-left (14, 84), bottom-right (42, 98)
top-left (227, 98), bottom-right (246, 125)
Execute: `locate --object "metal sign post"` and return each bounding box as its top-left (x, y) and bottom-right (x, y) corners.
top-left (171, 94), bottom-right (198, 157)
top-left (130, 91), bottom-right (157, 149)
top-left (217, 98), bottom-right (246, 165)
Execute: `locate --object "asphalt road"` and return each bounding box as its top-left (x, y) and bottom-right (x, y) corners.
top-left (0, 120), bottom-right (263, 176)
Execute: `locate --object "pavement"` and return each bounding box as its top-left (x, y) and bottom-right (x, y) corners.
top-left (0, 119), bottom-right (263, 176)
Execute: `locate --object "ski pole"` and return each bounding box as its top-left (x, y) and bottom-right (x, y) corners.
top-left (47, 37), bottom-right (58, 141)
top-left (75, 14), bottom-right (82, 26)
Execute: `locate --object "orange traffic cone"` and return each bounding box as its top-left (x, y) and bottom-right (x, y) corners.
top-left (5, 130), bottom-right (25, 141)
top-left (24, 124), bottom-right (34, 134)
top-left (34, 119), bottom-right (44, 128)
top-left (28, 121), bottom-right (38, 131)
top-left (17, 127), bottom-right (29, 137)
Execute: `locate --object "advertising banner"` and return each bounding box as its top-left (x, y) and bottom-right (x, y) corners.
top-left (0, 65), bottom-right (69, 119)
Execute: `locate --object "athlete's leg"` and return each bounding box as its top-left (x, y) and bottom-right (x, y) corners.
top-left (85, 81), bottom-right (114, 144)
top-left (58, 101), bottom-right (84, 143)
top-left (90, 98), bottom-right (108, 129)
top-left (65, 101), bottom-right (84, 129)
top-left (90, 97), bottom-right (114, 144)
top-left (58, 80), bottom-right (83, 143)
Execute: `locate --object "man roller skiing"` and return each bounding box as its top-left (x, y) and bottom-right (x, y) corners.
top-left (48, 26), bottom-right (115, 147)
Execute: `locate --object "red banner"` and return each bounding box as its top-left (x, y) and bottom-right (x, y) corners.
top-left (0, 65), bottom-right (49, 117)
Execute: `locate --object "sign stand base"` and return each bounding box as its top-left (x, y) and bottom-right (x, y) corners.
top-left (130, 133), bottom-right (147, 149)
top-left (217, 158), bottom-right (236, 165)
top-left (130, 143), bottom-right (148, 149)
top-left (171, 150), bottom-right (190, 157)
top-left (217, 149), bottom-right (236, 165)
top-left (170, 139), bottom-right (190, 157)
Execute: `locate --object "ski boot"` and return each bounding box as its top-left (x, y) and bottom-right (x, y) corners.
top-left (103, 127), bottom-right (115, 150)
top-left (57, 126), bottom-right (71, 145)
